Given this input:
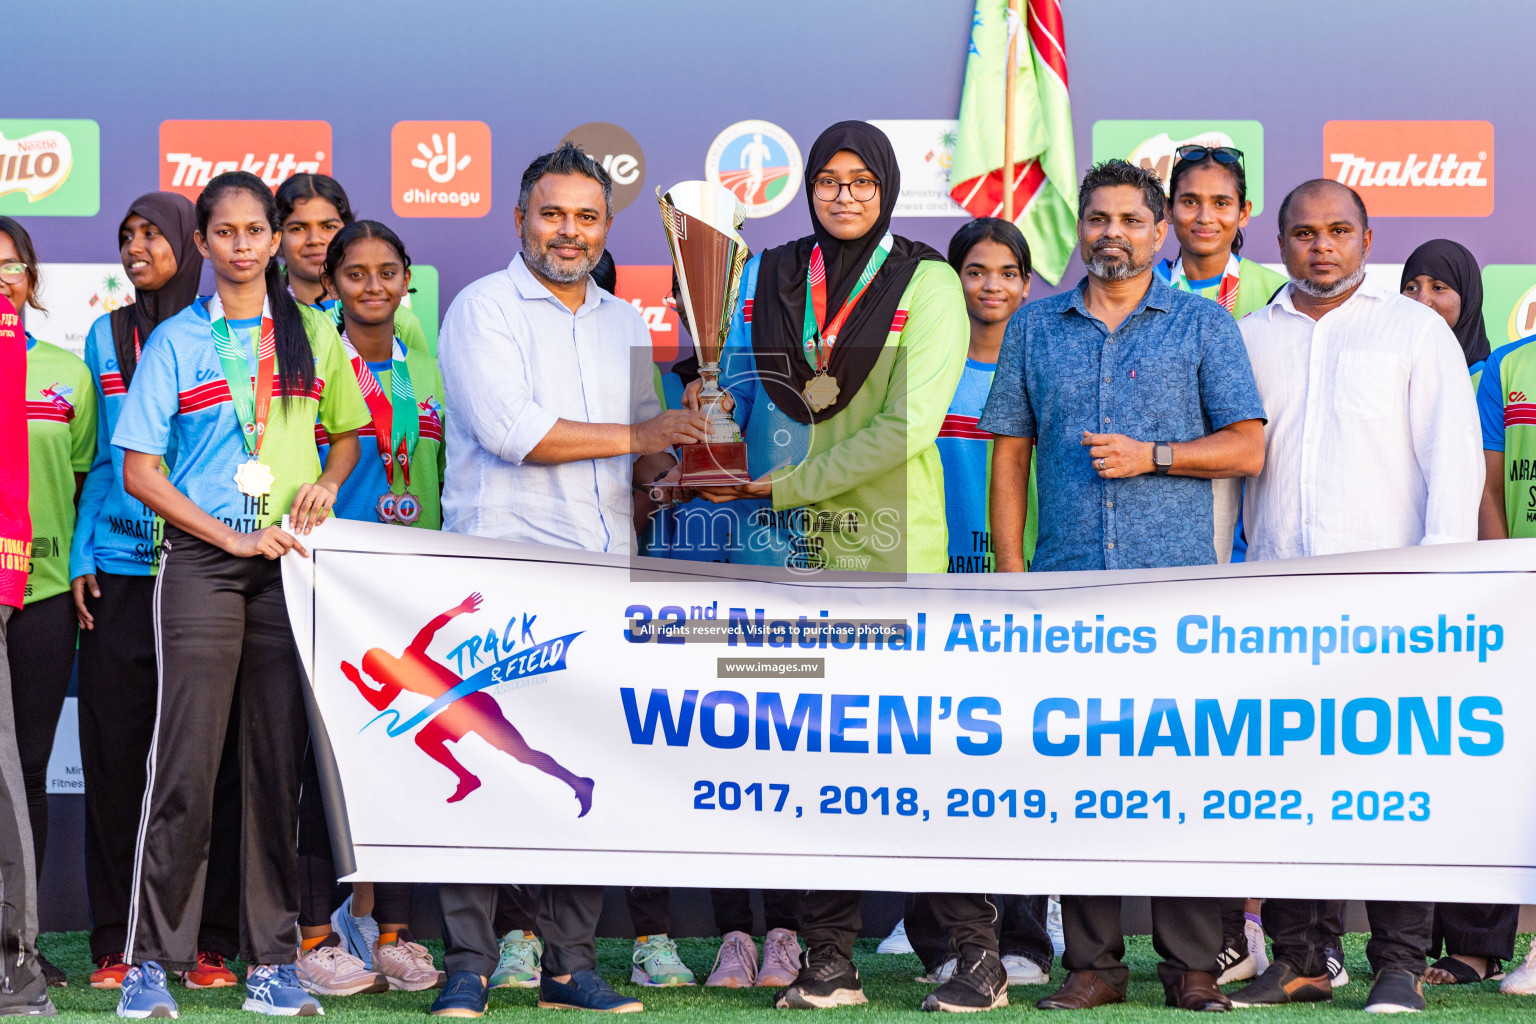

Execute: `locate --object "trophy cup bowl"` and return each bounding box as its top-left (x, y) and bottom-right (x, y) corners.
top-left (658, 181), bottom-right (752, 487)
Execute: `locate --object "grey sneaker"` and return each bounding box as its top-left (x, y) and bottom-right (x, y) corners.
top-left (295, 944), bottom-right (387, 996)
top-left (375, 940), bottom-right (444, 992)
top-left (758, 929), bottom-right (801, 988)
top-left (705, 931), bottom-right (758, 988)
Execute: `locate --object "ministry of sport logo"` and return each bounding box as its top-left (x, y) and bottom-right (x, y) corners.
top-left (706, 119), bottom-right (802, 218)
top-left (339, 593), bottom-right (592, 815)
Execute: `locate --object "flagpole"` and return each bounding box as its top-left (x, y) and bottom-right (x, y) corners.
top-left (1002, 0), bottom-right (1020, 222)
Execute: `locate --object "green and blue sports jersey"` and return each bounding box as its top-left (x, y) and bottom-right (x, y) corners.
top-left (24, 336), bottom-right (96, 603)
top-left (936, 358), bottom-right (1037, 572)
top-left (1477, 336), bottom-right (1536, 536)
top-left (113, 299), bottom-right (369, 533)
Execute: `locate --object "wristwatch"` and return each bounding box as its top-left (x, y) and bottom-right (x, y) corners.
top-left (1153, 442), bottom-right (1173, 475)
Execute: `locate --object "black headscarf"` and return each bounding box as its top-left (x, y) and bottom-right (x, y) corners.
top-left (1400, 239), bottom-right (1490, 367)
top-left (110, 192), bottom-right (202, 384)
top-left (751, 120), bottom-right (944, 424)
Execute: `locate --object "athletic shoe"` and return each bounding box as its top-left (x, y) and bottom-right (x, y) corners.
top-left (489, 932), bottom-right (541, 989)
top-left (1228, 963), bottom-right (1332, 1007)
top-left (431, 972), bottom-right (487, 1018)
top-left (1325, 945), bottom-right (1351, 988)
top-left (538, 969), bottom-right (642, 1012)
top-left (1364, 968), bottom-right (1425, 1013)
top-left (329, 894), bottom-right (381, 971)
top-left (1045, 899), bottom-right (1065, 957)
top-left (1244, 912), bottom-right (1270, 977)
top-left (1503, 945), bottom-right (1536, 995)
top-left (34, 955), bottom-right (63, 989)
top-left (775, 946), bottom-right (866, 1009)
top-left (705, 931), bottom-right (758, 988)
top-left (92, 954), bottom-right (131, 990)
top-left (245, 965), bottom-right (323, 1017)
top-left (116, 962), bottom-right (177, 1019)
top-left (0, 956), bottom-right (54, 1017)
top-left (295, 943), bottom-right (387, 996)
top-left (1001, 955), bottom-right (1048, 986)
top-left (1215, 941), bottom-right (1255, 985)
top-left (877, 919), bottom-right (914, 955)
top-left (758, 928), bottom-right (801, 988)
top-left (922, 949), bottom-right (1007, 1012)
top-left (631, 933), bottom-right (696, 986)
top-left (919, 958), bottom-right (957, 985)
top-left (181, 951), bottom-right (237, 989)
top-left (374, 940), bottom-right (444, 992)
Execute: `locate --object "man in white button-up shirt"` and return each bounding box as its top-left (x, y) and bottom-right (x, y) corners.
top-left (1228, 180), bottom-right (1481, 1015)
top-left (433, 144), bottom-right (707, 1016)
top-left (439, 146), bottom-right (707, 556)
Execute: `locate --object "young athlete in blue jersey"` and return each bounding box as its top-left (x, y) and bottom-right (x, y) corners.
top-left (113, 171), bottom-right (369, 1019)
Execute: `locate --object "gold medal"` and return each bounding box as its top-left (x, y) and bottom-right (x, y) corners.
top-left (234, 460), bottom-right (274, 498)
top-left (802, 372), bottom-right (841, 413)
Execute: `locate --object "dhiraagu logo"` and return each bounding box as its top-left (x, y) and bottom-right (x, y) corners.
top-left (1091, 120), bottom-right (1265, 215)
top-left (0, 120), bottom-right (100, 216)
top-left (1481, 265), bottom-right (1536, 345)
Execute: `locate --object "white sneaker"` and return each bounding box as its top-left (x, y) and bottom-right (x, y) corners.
top-left (1046, 899), bottom-right (1066, 957)
top-left (1245, 913), bottom-right (1270, 977)
top-left (918, 957), bottom-right (957, 984)
top-left (877, 919), bottom-right (914, 955)
top-left (1502, 946), bottom-right (1536, 995)
top-left (294, 944), bottom-right (386, 997)
top-left (1002, 955), bottom-right (1048, 986)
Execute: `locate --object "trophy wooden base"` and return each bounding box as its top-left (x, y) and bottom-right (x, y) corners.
top-left (679, 440), bottom-right (751, 487)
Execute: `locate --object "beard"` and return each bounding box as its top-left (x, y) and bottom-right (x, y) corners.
top-left (1291, 265), bottom-right (1366, 299)
top-left (1083, 238), bottom-right (1153, 282)
top-left (523, 232), bottom-right (602, 284)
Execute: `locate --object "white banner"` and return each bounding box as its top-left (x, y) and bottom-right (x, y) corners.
top-left (283, 520), bottom-right (1536, 903)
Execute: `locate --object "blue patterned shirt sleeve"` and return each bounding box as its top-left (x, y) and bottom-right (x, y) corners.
top-left (978, 310), bottom-right (1034, 438)
top-left (1196, 309), bottom-right (1267, 430)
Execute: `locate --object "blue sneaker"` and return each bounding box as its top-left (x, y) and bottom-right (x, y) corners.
top-left (330, 894), bottom-right (381, 970)
top-left (538, 970), bottom-right (641, 1013)
top-left (117, 962), bottom-right (178, 1019)
top-left (430, 972), bottom-right (487, 1018)
top-left (243, 965), bottom-right (323, 1017)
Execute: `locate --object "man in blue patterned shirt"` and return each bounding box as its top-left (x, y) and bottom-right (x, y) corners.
top-left (979, 160), bottom-right (1266, 1013)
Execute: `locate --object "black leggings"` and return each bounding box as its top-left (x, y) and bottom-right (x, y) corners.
top-left (5, 592), bottom-right (75, 875)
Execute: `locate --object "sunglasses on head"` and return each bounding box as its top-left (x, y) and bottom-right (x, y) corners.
top-left (1175, 145), bottom-right (1244, 165)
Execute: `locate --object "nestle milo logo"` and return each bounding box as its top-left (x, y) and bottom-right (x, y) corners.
top-left (0, 121), bottom-right (99, 217)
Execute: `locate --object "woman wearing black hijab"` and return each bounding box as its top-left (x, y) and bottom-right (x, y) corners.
top-left (689, 120), bottom-right (968, 579)
top-left (69, 193), bottom-right (240, 989)
top-left (688, 124), bottom-right (995, 1011)
top-left (1401, 239), bottom-right (1493, 387)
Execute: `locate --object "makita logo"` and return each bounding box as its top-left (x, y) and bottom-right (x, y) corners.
top-left (1322, 121), bottom-right (1494, 217)
top-left (1329, 153), bottom-right (1487, 189)
top-left (159, 121), bottom-right (332, 199)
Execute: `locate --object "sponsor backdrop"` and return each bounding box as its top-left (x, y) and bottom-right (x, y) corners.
top-left (286, 519), bottom-right (1536, 899)
top-left (12, 0), bottom-right (1536, 362)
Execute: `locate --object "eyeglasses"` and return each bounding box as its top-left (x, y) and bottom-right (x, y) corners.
top-left (0, 262), bottom-right (28, 284)
top-left (811, 177), bottom-right (880, 203)
top-left (1174, 145), bottom-right (1244, 166)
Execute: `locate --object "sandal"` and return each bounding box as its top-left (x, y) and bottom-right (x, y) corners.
top-left (1424, 955), bottom-right (1504, 985)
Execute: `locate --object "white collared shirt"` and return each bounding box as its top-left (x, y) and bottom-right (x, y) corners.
top-left (1237, 278), bottom-right (1483, 561)
top-left (439, 253), bottom-right (660, 554)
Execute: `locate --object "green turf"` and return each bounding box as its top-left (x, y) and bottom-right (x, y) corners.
top-left (33, 931), bottom-right (1534, 1020)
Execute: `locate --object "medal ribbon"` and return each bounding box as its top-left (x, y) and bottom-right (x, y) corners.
top-left (342, 333), bottom-right (418, 488)
top-left (802, 232), bottom-right (893, 371)
top-left (1169, 252), bottom-right (1242, 313)
top-left (208, 294), bottom-right (276, 458)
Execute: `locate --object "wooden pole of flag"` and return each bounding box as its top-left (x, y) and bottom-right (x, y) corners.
top-left (1002, 0), bottom-right (1021, 222)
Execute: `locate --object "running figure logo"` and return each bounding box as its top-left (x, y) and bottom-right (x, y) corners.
top-left (340, 592), bottom-right (594, 815)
